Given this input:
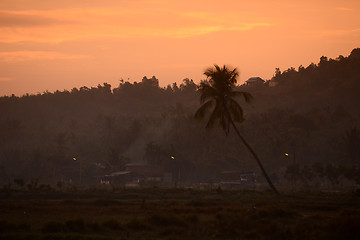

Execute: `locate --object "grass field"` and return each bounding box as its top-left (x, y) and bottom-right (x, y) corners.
top-left (0, 188), bottom-right (359, 240)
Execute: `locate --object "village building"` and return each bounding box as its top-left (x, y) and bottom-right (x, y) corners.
top-left (245, 77), bottom-right (265, 85)
top-left (218, 170), bottom-right (256, 189)
top-left (99, 164), bottom-right (172, 187)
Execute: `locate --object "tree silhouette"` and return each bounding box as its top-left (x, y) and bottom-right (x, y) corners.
top-left (342, 127), bottom-right (360, 164)
top-left (194, 64), bottom-right (279, 194)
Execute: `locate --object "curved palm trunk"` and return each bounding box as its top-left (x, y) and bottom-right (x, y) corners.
top-left (229, 118), bottom-right (280, 195)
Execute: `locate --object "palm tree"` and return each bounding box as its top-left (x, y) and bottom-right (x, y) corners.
top-left (194, 64), bottom-right (279, 195)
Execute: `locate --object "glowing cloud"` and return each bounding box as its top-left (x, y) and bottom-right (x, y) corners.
top-left (0, 51), bottom-right (91, 62)
top-left (0, 8), bottom-right (272, 43)
top-left (0, 77), bottom-right (12, 81)
top-left (335, 7), bottom-right (353, 11)
top-left (0, 10), bottom-right (74, 27)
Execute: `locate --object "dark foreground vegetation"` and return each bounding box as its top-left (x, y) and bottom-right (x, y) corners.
top-left (0, 188), bottom-right (360, 240)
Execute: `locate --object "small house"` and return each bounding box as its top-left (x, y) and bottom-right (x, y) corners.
top-left (218, 170), bottom-right (256, 189)
top-left (100, 164), bottom-right (172, 187)
top-left (245, 77), bottom-right (265, 85)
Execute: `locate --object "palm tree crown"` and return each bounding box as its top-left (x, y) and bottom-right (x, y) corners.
top-left (194, 64), bottom-right (253, 134)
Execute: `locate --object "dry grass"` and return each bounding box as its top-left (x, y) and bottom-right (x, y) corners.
top-left (0, 189), bottom-right (359, 239)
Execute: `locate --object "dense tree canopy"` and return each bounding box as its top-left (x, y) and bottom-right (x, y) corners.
top-left (0, 49), bottom-right (359, 188)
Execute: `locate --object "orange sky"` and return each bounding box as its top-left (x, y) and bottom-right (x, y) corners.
top-left (0, 0), bottom-right (359, 96)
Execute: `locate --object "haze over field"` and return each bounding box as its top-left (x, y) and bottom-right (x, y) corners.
top-left (1, 0), bottom-right (360, 96)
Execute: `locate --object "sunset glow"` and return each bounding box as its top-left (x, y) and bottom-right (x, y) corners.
top-left (0, 0), bottom-right (359, 96)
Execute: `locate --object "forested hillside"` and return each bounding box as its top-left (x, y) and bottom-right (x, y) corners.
top-left (1, 49), bottom-right (359, 188)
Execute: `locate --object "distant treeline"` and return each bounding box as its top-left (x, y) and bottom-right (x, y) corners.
top-left (0, 48), bottom-right (359, 188)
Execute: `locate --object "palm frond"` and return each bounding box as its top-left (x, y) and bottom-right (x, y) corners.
top-left (205, 101), bottom-right (222, 131)
top-left (194, 100), bottom-right (214, 121)
top-left (198, 83), bottom-right (219, 103)
top-left (220, 105), bottom-right (231, 134)
top-left (230, 91), bottom-right (253, 103)
top-left (227, 67), bottom-right (239, 84)
top-left (214, 64), bottom-right (222, 73)
top-left (227, 98), bottom-right (244, 123)
top-left (204, 64), bottom-right (219, 78)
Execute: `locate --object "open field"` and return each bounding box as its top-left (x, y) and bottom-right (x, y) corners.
top-left (0, 188), bottom-right (359, 240)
